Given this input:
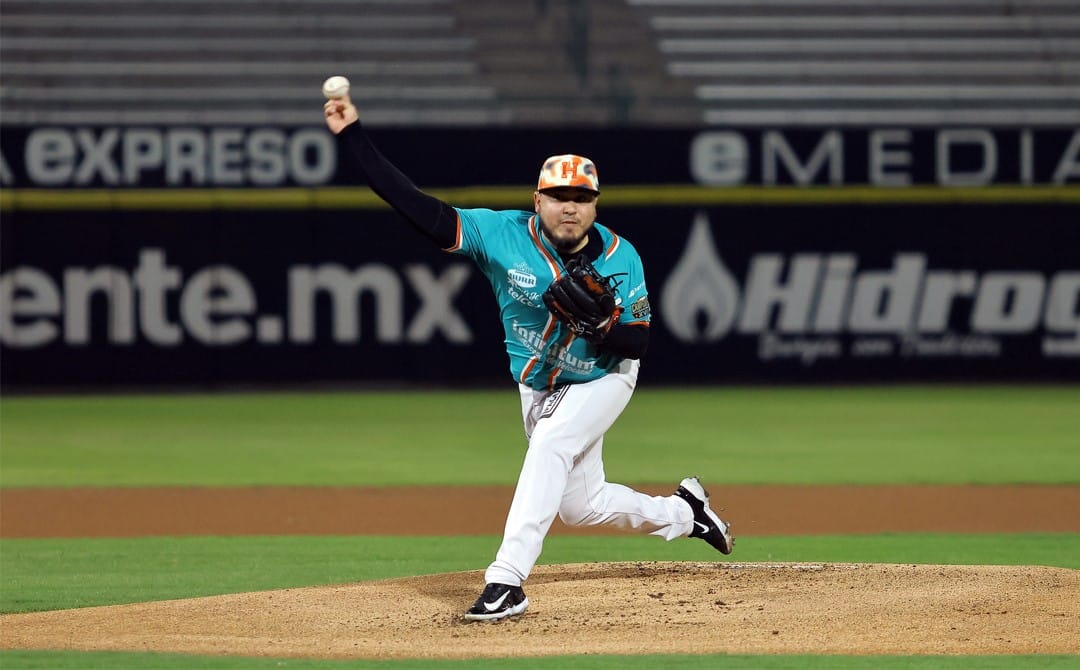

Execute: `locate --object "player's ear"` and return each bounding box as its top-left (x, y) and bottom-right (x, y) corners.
top-left (533, 191), bottom-right (542, 213)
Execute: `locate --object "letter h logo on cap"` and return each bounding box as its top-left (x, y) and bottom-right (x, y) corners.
top-left (538, 154), bottom-right (599, 193)
top-left (560, 157), bottom-right (580, 179)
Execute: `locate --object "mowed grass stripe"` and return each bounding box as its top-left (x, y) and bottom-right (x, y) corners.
top-left (2, 650), bottom-right (1077, 670)
top-left (2, 386), bottom-right (1078, 487)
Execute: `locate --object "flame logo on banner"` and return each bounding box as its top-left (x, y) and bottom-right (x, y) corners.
top-left (660, 212), bottom-right (741, 343)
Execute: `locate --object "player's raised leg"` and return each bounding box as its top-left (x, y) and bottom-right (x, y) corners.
top-left (558, 434), bottom-right (695, 539)
top-left (556, 431), bottom-right (735, 554)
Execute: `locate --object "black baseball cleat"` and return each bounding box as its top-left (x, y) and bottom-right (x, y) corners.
top-left (674, 476), bottom-right (735, 555)
top-left (463, 583), bottom-right (529, 621)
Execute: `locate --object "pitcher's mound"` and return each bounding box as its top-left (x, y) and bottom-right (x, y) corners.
top-left (2, 562), bottom-right (1077, 659)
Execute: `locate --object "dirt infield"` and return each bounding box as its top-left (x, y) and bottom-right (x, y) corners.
top-left (4, 484), bottom-right (1080, 538)
top-left (2, 485), bottom-right (1079, 659)
top-left (3, 562), bottom-right (1078, 658)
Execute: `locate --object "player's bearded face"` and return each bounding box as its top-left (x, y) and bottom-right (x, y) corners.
top-left (534, 188), bottom-right (598, 253)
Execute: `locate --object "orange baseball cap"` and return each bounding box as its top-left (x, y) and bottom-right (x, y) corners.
top-left (537, 154), bottom-right (600, 193)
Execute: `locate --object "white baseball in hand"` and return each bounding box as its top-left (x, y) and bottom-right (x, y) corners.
top-left (322, 76), bottom-right (350, 99)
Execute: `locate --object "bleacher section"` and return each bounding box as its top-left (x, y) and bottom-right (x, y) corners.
top-left (627, 0), bottom-right (1080, 125)
top-left (0, 0), bottom-right (507, 125)
top-left (1, 0), bottom-right (1077, 126)
top-left (453, 0), bottom-right (701, 125)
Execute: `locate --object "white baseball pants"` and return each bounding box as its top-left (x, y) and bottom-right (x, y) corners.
top-left (484, 359), bottom-right (695, 587)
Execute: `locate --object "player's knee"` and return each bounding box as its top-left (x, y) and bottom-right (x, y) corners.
top-left (558, 505), bottom-right (597, 527)
top-left (558, 491), bottom-right (607, 527)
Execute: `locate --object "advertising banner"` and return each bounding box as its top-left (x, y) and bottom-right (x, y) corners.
top-left (3, 203), bottom-right (1077, 387)
top-left (3, 125), bottom-right (1079, 188)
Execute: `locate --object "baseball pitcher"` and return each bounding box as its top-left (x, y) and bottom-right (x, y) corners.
top-left (323, 92), bottom-right (734, 622)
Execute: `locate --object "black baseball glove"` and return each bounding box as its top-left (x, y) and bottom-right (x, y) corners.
top-left (542, 255), bottom-right (622, 343)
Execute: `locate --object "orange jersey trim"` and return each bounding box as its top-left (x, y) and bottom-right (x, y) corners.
top-left (525, 216), bottom-right (570, 389)
top-left (545, 331), bottom-right (577, 389)
top-left (518, 316), bottom-right (560, 386)
top-left (442, 211), bottom-right (464, 253)
top-left (604, 233), bottom-right (621, 261)
top-left (528, 216), bottom-right (562, 279)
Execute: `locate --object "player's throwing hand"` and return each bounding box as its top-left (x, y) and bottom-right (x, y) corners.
top-left (323, 96), bottom-right (358, 135)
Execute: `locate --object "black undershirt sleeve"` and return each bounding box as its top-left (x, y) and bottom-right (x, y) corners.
top-left (336, 121), bottom-right (458, 249)
top-left (601, 323), bottom-right (649, 360)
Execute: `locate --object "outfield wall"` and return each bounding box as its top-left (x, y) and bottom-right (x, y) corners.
top-left (2, 125), bottom-right (1078, 387)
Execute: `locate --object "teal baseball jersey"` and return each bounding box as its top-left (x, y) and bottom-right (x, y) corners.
top-left (448, 208), bottom-right (651, 390)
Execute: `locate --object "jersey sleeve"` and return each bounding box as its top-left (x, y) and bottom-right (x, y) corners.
top-left (615, 241), bottom-right (651, 326)
top-left (447, 207), bottom-right (520, 268)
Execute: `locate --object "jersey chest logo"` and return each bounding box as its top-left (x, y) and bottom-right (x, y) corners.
top-left (507, 263), bottom-right (543, 307)
top-left (508, 268), bottom-right (537, 289)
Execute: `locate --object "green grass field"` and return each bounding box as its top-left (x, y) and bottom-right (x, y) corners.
top-left (3, 386), bottom-right (1078, 487)
top-left (1, 385), bottom-right (1078, 669)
